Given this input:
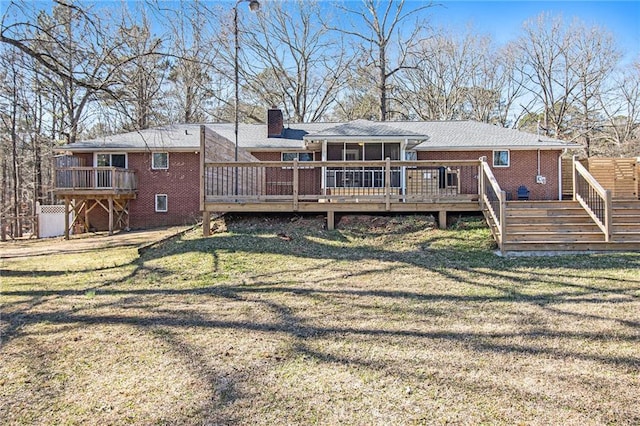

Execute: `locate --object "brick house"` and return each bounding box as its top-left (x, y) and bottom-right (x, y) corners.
top-left (54, 124), bottom-right (240, 233)
top-left (55, 109), bottom-right (575, 235)
top-left (203, 109), bottom-right (574, 201)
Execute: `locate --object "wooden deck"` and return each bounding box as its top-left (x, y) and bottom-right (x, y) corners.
top-left (202, 157), bottom-right (640, 252)
top-left (53, 167), bottom-right (137, 238)
top-left (54, 167), bottom-right (137, 195)
top-left (481, 158), bottom-right (640, 254)
top-left (486, 200), bottom-right (640, 253)
top-left (201, 159), bottom-right (482, 230)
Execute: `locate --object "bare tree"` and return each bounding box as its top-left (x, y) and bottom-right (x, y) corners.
top-left (331, 63), bottom-right (380, 121)
top-left (241, 0), bottom-right (353, 123)
top-left (108, 8), bottom-right (168, 130)
top-left (400, 29), bottom-right (484, 120)
top-left (162, 0), bottom-right (220, 124)
top-left (514, 13), bottom-right (579, 138)
top-left (568, 22), bottom-right (620, 155)
top-left (2, 1), bottom-right (164, 142)
top-left (330, 0), bottom-right (433, 121)
top-left (599, 59), bottom-right (640, 156)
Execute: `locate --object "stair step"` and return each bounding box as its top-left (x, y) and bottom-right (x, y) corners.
top-left (613, 208), bottom-right (640, 213)
top-left (505, 216), bottom-right (596, 225)
top-left (507, 201), bottom-right (580, 208)
top-left (505, 232), bottom-right (605, 243)
top-left (612, 201), bottom-right (640, 209)
top-left (612, 215), bottom-right (640, 223)
top-left (612, 223), bottom-right (640, 231)
top-left (611, 232), bottom-right (640, 242)
top-left (506, 224), bottom-right (602, 233)
top-left (506, 209), bottom-right (589, 218)
top-left (502, 241), bottom-right (640, 252)
top-left (484, 199), bottom-right (640, 252)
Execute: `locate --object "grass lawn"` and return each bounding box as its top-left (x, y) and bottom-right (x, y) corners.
top-left (1, 214), bottom-right (639, 425)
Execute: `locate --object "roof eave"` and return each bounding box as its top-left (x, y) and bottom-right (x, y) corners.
top-left (54, 146), bottom-right (201, 153)
top-left (415, 144), bottom-right (574, 151)
top-left (303, 135), bottom-right (428, 141)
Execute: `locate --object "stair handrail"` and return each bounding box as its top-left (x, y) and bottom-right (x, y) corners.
top-left (479, 157), bottom-right (507, 252)
top-left (572, 156), bottom-right (612, 241)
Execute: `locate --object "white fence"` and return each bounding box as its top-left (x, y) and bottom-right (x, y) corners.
top-left (37, 203), bottom-right (71, 238)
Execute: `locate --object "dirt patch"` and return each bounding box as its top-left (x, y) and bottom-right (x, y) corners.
top-left (210, 213), bottom-right (436, 237)
top-left (0, 226), bottom-right (191, 259)
top-left (337, 214), bottom-right (436, 234)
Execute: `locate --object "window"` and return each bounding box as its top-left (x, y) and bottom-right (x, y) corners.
top-left (95, 153), bottom-right (126, 188)
top-left (152, 152), bottom-right (169, 170)
top-left (155, 194), bottom-right (168, 212)
top-left (405, 151), bottom-right (417, 161)
top-left (282, 152), bottom-right (314, 162)
top-left (96, 153), bottom-right (126, 168)
top-left (282, 152), bottom-right (314, 168)
top-left (493, 150), bottom-right (510, 167)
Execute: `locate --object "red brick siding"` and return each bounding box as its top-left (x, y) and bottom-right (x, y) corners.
top-left (84, 151), bottom-right (201, 231)
top-left (251, 151), bottom-right (321, 195)
top-left (129, 152), bottom-right (201, 228)
top-left (419, 150), bottom-right (560, 200)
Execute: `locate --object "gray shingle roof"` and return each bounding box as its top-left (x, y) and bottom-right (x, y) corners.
top-left (58, 124), bottom-right (202, 152)
top-left (399, 121), bottom-right (574, 150)
top-left (60, 119), bottom-right (576, 153)
top-left (205, 122), bottom-right (334, 151)
top-left (304, 119), bottom-right (427, 138)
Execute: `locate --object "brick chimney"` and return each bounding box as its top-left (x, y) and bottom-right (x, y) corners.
top-left (267, 107), bottom-right (284, 137)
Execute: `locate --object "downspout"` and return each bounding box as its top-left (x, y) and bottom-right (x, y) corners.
top-left (401, 138), bottom-right (408, 200)
top-left (321, 139), bottom-right (327, 195)
top-left (559, 149), bottom-right (565, 200)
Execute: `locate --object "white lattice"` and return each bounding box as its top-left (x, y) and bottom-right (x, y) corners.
top-left (39, 204), bottom-right (66, 215)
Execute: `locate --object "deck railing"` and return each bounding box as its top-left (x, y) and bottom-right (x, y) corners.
top-left (479, 157), bottom-right (506, 252)
top-left (203, 160), bottom-right (480, 206)
top-left (573, 158), bottom-right (612, 241)
top-left (55, 167), bottom-right (137, 191)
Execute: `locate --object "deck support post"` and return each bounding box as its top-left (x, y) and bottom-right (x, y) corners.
top-left (108, 197), bottom-right (114, 236)
top-left (438, 210), bottom-right (447, 229)
top-left (203, 211), bottom-right (211, 237)
top-left (84, 201), bottom-right (90, 233)
top-left (605, 189), bottom-right (613, 242)
top-left (327, 211), bottom-right (335, 230)
top-left (293, 158), bottom-right (299, 211)
top-left (478, 157), bottom-right (486, 210)
top-left (572, 155), bottom-right (577, 201)
top-left (64, 197), bottom-right (70, 240)
top-left (385, 158), bottom-right (391, 211)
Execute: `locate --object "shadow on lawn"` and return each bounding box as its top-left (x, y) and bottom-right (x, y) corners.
top-left (2, 217), bottom-right (640, 422)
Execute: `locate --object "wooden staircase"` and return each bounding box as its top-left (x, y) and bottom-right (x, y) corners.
top-left (499, 200), bottom-right (640, 253)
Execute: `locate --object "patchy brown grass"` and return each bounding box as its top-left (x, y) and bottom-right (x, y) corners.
top-left (1, 214), bottom-right (639, 425)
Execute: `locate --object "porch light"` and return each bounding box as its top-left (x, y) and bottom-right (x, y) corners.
top-left (249, 0), bottom-right (260, 11)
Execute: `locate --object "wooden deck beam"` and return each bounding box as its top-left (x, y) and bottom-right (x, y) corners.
top-left (204, 201), bottom-right (480, 214)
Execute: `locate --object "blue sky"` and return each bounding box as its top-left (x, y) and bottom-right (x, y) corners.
top-left (425, 1), bottom-right (640, 60)
top-left (4, 1), bottom-right (638, 61)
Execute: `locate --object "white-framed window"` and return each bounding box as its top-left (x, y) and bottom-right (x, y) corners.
top-left (282, 152), bottom-right (314, 162)
top-left (155, 194), bottom-right (168, 212)
top-left (493, 150), bottom-right (510, 167)
top-left (152, 152), bottom-right (169, 170)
